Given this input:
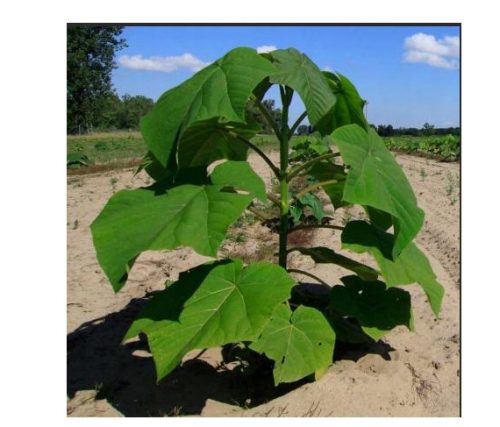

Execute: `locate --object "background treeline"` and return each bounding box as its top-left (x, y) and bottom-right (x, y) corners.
top-left (94, 94), bottom-right (154, 131)
top-left (373, 123), bottom-right (460, 137)
top-left (297, 122), bottom-right (459, 137)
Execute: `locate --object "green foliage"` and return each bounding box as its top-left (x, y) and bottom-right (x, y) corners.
top-left (250, 303), bottom-right (335, 385)
top-left (383, 134), bottom-right (460, 160)
top-left (341, 221), bottom-right (444, 315)
top-left (268, 48), bottom-right (336, 127)
top-left (91, 161), bottom-right (263, 291)
top-left (67, 132), bottom-right (147, 164)
top-left (333, 125), bottom-right (424, 258)
top-left (317, 72), bottom-right (369, 133)
top-left (91, 46), bottom-right (444, 388)
top-left (67, 25), bottom-right (127, 134)
top-left (141, 47), bottom-right (276, 168)
top-left (289, 133), bottom-right (330, 162)
top-left (67, 153), bottom-right (93, 168)
top-left (125, 260), bottom-right (295, 381)
top-left (246, 99), bottom-right (282, 134)
top-left (293, 193), bottom-right (325, 223)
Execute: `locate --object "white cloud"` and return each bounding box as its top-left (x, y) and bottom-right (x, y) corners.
top-left (256, 45), bottom-right (277, 53)
top-left (322, 65), bottom-right (333, 72)
top-left (118, 53), bottom-right (209, 73)
top-left (403, 33), bottom-right (459, 69)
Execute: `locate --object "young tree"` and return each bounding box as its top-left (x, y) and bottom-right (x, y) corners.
top-left (92, 47), bottom-right (444, 386)
top-left (67, 25), bottom-right (127, 134)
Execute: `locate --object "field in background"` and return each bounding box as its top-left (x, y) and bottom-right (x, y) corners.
top-left (67, 132), bottom-right (460, 174)
top-left (382, 134), bottom-right (460, 161)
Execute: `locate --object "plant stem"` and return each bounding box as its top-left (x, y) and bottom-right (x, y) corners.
top-left (294, 179), bottom-right (338, 200)
top-left (289, 111), bottom-right (308, 136)
top-left (288, 224), bottom-right (344, 233)
top-left (287, 152), bottom-right (341, 182)
top-left (287, 269), bottom-right (330, 287)
top-left (278, 86), bottom-right (292, 269)
top-left (267, 192), bottom-right (281, 207)
top-left (230, 133), bottom-right (280, 178)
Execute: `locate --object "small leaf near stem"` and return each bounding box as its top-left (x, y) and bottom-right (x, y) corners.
top-left (287, 269), bottom-right (330, 288)
top-left (287, 152), bottom-right (341, 182)
top-left (294, 179), bottom-right (339, 201)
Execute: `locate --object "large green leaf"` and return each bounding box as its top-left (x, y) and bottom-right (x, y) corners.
top-left (141, 47), bottom-right (277, 167)
top-left (124, 260), bottom-right (296, 381)
top-left (290, 247), bottom-right (379, 281)
top-left (92, 160), bottom-right (267, 291)
top-left (269, 48), bottom-right (336, 126)
top-left (210, 160), bottom-right (266, 202)
top-left (342, 221), bottom-right (444, 316)
top-left (177, 118), bottom-right (256, 169)
top-left (250, 304), bottom-right (335, 385)
top-left (333, 125), bottom-right (424, 257)
top-left (330, 275), bottom-right (413, 341)
top-left (316, 72), bottom-right (369, 133)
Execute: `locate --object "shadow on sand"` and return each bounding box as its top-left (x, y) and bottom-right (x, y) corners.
top-left (67, 292), bottom-right (395, 416)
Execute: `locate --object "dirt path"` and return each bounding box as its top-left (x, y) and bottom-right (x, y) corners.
top-left (67, 152), bottom-right (460, 417)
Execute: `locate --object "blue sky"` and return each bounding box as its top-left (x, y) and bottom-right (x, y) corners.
top-left (112, 25), bottom-right (460, 128)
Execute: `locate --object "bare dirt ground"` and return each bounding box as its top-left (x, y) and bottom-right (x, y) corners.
top-left (67, 152), bottom-right (460, 417)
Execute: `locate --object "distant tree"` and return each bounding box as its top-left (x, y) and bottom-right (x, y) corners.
top-left (296, 124), bottom-right (309, 135)
top-left (406, 127), bottom-right (421, 136)
top-left (422, 122), bottom-right (435, 136)
top-left (67, 25), bottom-right (127, 134)
top-left (377, 124), bottom-right (394, 137)
top-left (245, 98), bottom-right (281, 134)
top-left (96, 93), bottom-right (122, 130)
top-left (116, 95), bottom-right (155, 129)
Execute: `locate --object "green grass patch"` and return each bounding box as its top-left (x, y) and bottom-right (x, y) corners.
top-left (67, 131), bottom-right (147, 164)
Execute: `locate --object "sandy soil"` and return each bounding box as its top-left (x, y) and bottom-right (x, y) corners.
top-left (67, 152), bottom-right (460, 417)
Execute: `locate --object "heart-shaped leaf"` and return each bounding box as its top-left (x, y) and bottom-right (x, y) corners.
top-left (269, 48), bottom-right (336, 126)
top-left (92, 160), bottom-right (269, 291)
top-left (210, 160), bottom-right (266, 202)
top-left (125, 259), bottom-right (296, 381)
top-left (141, 47), bottom-right (277, 167)
top-left (250, 304), bottom-right (335, 385)
top-left (333, 125), bottom-right (425, 257)
top-left (177, 118), bottom-right (256, 169)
